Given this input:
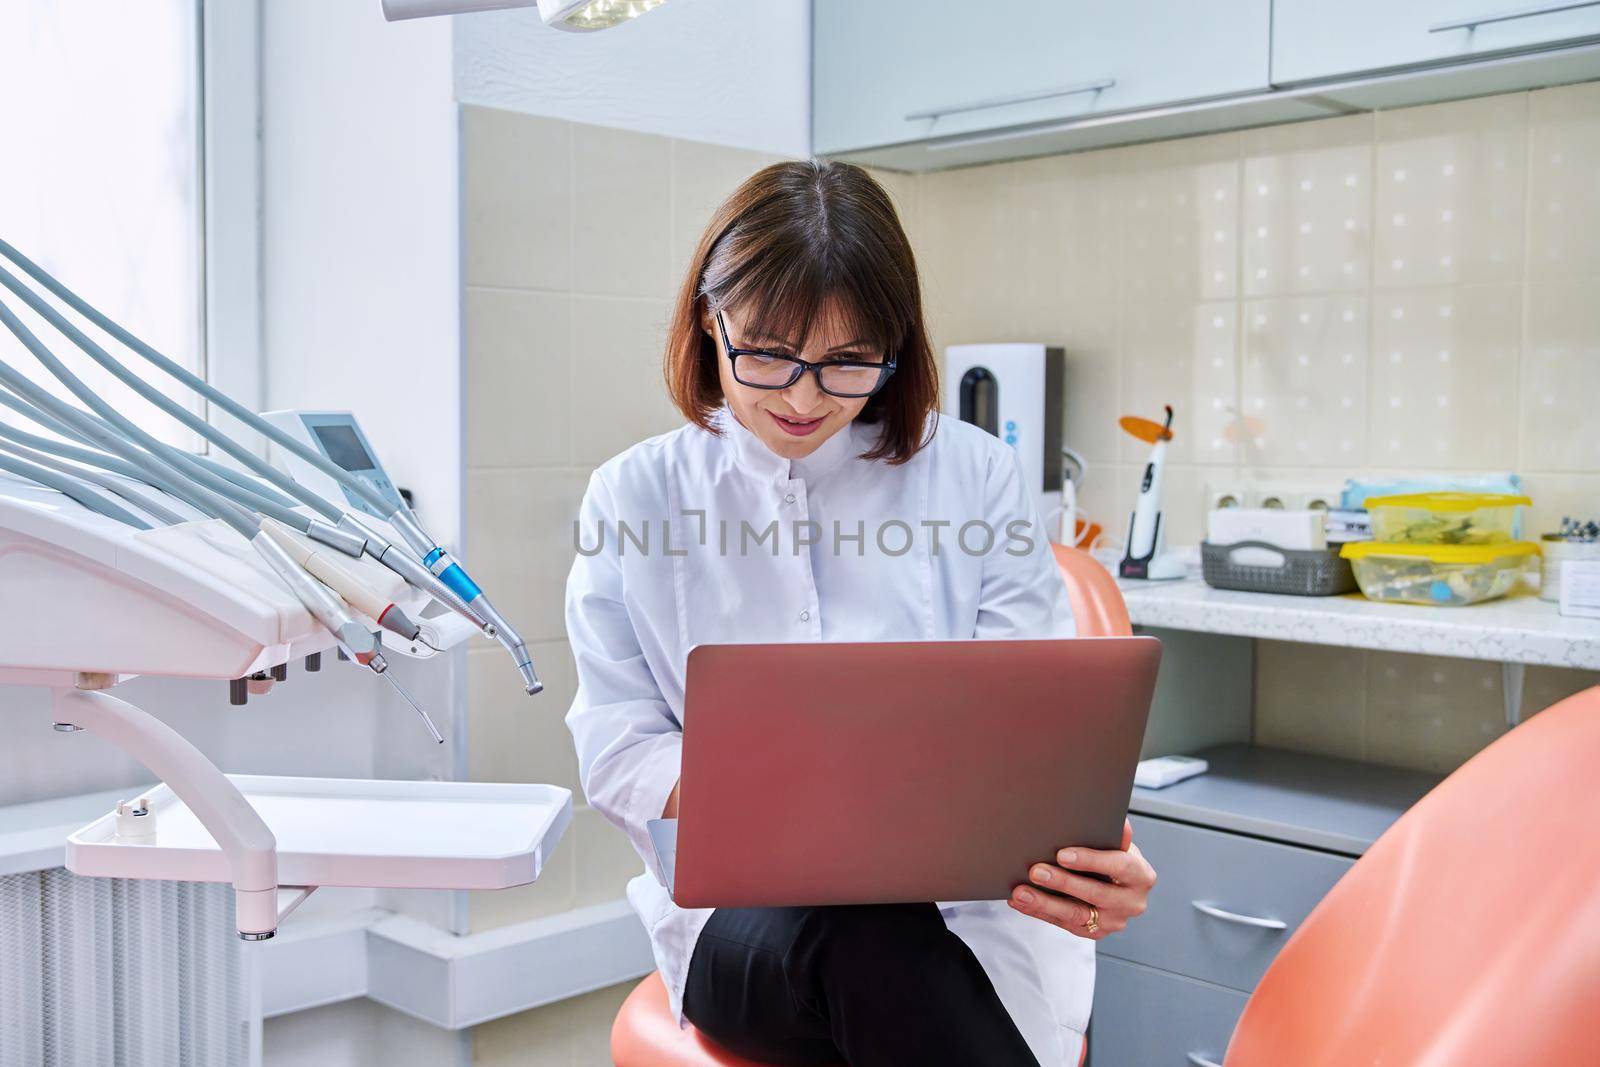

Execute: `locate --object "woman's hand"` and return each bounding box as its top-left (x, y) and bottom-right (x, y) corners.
top-left (1007, 819), bottom-right (1156, 940)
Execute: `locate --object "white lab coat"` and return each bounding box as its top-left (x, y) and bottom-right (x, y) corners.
top-left (564, 401), bottom-right (1091, 1065)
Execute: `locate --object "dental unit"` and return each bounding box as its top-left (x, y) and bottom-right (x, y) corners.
top-left (0, 239), bottom-right (568, 940)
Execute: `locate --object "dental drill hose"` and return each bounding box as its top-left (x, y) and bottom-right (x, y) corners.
top-left (0, 239), bottom-right (531, 686)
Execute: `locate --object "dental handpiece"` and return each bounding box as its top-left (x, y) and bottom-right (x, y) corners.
top-left (260, 518), bottom-right (425, 644)
top-left (386, 508), bottom-right (542, 696)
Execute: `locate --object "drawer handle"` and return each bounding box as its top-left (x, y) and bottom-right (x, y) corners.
top-left (1429, 0), bottom-right (1600, 32)
top-left (905, 79), bottom-right (1115, 122)
top-left (1187, 1054), bottom-right (1223, 1067)
top-left (1191, 900), bottom-right (1288, 931)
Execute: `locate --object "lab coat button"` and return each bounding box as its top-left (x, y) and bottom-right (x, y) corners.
top-left (784, 492), bottom-right (796, 504)
top-left (799, 610), bottom-right (811, 622)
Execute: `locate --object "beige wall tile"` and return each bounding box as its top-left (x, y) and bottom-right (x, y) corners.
top-left (1073, 462), bottom-right (1128, 548)
top-left (471, 982), bottom-right (574, 1066)
top-left (468, 642), bottom-right (581, 796)
top-left (1369, 285), bottom-right (1520, 469)
top-left (573, 804), bottom-right (645, 906)
top-left (918, 162), bottom-right (1019, 348)
top-left (1364, 653), bottom-right (1505, 773)
top-left (568, 296), bottom-right (678, 467)
top-left (464, 106), bottom-right (570, 291)
top-left (1242, 114), bottom-right (1374, 296)
top-left (671, 140), bottom-right (769, 287)
top-left (466, 287), bottom-right (572, 468)
top-left (1521, 282), bottom-right (1600, 473)
top-left (1147, 463), bottom-right (1212, 548)
top-left (573, 124), bottom-right (673, 298)
top-left (470, 826), bottom-right (576, 932)
top-left (864, 165), bottom-right (920, 250)
top-left (464, 466), bottom-right (592, 645)
top-left (1000, 302), bottom-right (1122, 468)
top-left (1241, 295), bottom-right (1369, 468)
top-left (1523, 665), bottom-right (1600, 720)
top-left (1116, 134), bottom-right (1240, 303)
top-left (567, 981), bottom-right (637, 1066)
top-left (471, 979), bottom-right (636, 1066)
top-left (1013, 150), bottom-right (1123, 308)
top-left (1519, 472), bottom-right (1600, 542)
top-left (1118, 301), bottom-right (1239, 466)
top-left (1375, 94), bottom-right (1526, 288)
top-left (1253, 641), bottom-right (1365, 760)
top-left (471, 978), bottom-right (635, 1066)
top-left (1528, 82), bottom-right (1600, 279)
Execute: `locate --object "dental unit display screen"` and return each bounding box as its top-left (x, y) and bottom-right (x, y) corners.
top-left (313, 424), bottom-right (377, 473)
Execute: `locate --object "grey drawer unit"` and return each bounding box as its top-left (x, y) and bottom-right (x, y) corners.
top-left (1106, 814), bottom-right (1352, 993)
top-left (1130, 745), bottom-right (1443, 856)
top-left (1091, 956), bottom-right (1246, 1067)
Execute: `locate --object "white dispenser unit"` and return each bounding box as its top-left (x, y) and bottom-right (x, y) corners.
top-left (944, 344), bottom-right (1064, 517)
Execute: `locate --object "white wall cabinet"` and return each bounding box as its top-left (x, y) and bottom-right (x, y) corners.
top-left (813, 0), bottom-right (1600, 171)
top-left (812, 0), bottom-right (1272, 155)
top-left (1272, 0), bottom-right (1600, 86)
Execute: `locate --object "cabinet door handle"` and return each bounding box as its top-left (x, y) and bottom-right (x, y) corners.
top-left (905, 79), bottom-right (1115, 122)
top-left (1191, 900), bottom-right (1288, 930)
top-left (1186, 1054), bottom-right (1223, 1067)
top-left (1429, 0), bottom-right (1600, 32)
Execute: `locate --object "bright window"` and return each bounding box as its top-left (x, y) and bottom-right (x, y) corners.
top-left (0, 0), bottom-right (206, 452)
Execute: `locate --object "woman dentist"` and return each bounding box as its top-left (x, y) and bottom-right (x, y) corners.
top-left (565, 160), bottom-right (1156, 1066)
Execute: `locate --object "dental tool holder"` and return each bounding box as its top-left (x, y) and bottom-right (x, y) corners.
top-left (1, 474), bottom-right (566, 939)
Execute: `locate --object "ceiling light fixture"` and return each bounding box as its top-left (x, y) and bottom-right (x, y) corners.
top-left (380, 0), bottom-right (669, 32)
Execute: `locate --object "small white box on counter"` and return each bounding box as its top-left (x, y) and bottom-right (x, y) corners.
top-left (1207, 508), bottom-right (1327, 551)
top-left (1559, 560), bottom-right (1600, 620)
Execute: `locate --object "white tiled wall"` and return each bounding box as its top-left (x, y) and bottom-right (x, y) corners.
top-left (460, 104), bottom-right (784, 1063)
top-left (909, 83), bottom-right (1600, 773)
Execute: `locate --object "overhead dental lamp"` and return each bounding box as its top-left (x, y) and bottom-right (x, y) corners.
top-left (380, 0), bottom-right (669, 31)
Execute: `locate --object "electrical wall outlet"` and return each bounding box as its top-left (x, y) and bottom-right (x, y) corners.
top-left (1204, 480), bottom-right (1345, 522)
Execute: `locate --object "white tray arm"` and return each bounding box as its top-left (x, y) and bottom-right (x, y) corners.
top-left (51, 685), bottom-right (281, 939)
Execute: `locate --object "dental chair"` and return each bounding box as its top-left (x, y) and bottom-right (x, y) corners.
top-left (1227, 682), bottom-right (1600, 1066)
top-left (611, 545), bottom-right (1117, 1066)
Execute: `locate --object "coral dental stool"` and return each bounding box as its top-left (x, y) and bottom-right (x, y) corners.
top-left (612, 545), bottom-right (1121, 1066)
top-left (1227, 683), bottom-right (1600, 1066)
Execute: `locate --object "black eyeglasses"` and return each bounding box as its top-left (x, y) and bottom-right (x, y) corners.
top-left (715, 309), bottom-right (897, 399)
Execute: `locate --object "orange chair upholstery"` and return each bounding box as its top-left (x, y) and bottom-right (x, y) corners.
top-left (1051, 543), bottom-right (1132, 638)
top-left (612, 971), bottom-right (844, 1067)
top-left (1227, 683), bottom-right (1600, 1067)
top-left (611, 544), bottom-right (1122, 1066)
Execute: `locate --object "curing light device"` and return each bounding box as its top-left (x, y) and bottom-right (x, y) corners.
top-left (1119, 405), bottom-right (1186, 581)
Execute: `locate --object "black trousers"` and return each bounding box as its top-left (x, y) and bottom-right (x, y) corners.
top-left (681, 902), bottom-right (1043, 1067)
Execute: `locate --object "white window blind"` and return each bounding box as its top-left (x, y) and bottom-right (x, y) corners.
top-left (0, 0), bottom-right (206, 452)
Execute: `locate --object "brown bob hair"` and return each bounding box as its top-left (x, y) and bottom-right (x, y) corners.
top-left (663, 160), bottom-right (938, 465)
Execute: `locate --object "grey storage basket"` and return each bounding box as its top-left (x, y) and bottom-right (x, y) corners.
top-left (1201, 540), bottom-right (1357, 597)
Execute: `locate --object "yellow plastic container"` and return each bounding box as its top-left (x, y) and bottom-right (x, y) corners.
top-left (1365, 492), bottom-right (1531, 545)
top-left (1340, 541), bottom-right (1539, 606)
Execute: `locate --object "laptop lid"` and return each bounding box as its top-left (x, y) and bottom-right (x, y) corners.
top-left (670, 636), bottom-right (1160, 909)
